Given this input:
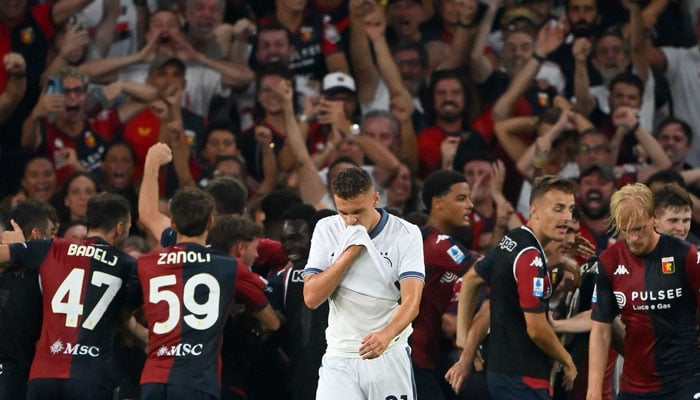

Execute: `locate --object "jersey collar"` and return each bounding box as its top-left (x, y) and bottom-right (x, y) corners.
top-left (368, 208), bottom-right (389, 239)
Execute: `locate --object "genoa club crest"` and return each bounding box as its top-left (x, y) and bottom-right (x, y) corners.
top-left (661, 257), bottom-right (675, 274)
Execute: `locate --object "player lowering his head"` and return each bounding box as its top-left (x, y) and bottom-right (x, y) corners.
top-left (136, 187), bottom-right (240, 399)
top-left (588, 183), bottom-right (700, 400)
top-left (303, 166), bottom-right (425, 400)
top-left (0, 194), bottom-right (135, 400)
top-left (456, 175), bottom-right (578, 399)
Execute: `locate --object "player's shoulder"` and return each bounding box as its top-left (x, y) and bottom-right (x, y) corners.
top-left (315, 213), bottom-right (343, 231)
top-left (384, 212), bottom-right (420, 236)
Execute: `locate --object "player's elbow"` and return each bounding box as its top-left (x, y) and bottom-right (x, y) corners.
top-left (303, 285), bottom-right (324, 310)
top-left (303, 293), bottom-right (322, 310)
top-left (526, 324), bottom-right (548, 345)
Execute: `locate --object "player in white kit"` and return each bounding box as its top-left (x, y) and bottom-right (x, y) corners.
top-left (303, 166), bottom-right (425, 400)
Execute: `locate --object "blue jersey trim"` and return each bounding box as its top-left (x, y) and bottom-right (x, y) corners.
top-left (302, 268), bottom-right (323, 277)
top-left (400, 271), bottom-right (425, 282)
top-left (369, 208), bottom-right (389, 239)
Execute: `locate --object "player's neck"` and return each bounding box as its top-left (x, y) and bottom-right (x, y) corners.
top-left (85, 231), bottom-right (112, 246)
top-left (426, 215), bottom-right (451, 235)
top-left (367, 209), bottom-right (382, 233)
top-left (176, 232), bottom-right (207, 246)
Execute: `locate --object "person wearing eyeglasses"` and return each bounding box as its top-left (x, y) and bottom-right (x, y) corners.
top-left (20, 66), bottom-right (156, 186)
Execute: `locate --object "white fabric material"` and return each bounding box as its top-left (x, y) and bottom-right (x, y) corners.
top-left (304, 213), bottom-right (424, 357)
top-left (661, 45), bottom-right (700, 166)
top-left (118, 62), bottom-right (221, 117)
top-left (83, 0), bottom-right (144, 59)
top-left (316, 346), bottom-right (415, 400)
top-left (360, 79), bottom-right (390, 114)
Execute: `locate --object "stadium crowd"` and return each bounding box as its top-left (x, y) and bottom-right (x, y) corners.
top-left (2, 0), bottom-right (700, 398)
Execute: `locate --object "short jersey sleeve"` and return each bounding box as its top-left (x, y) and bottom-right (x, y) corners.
top-left (303, 219), bottom-right (334, 277)
top-left (234, 267), bottom-right (269, 313)
top-left (9, 239), bottom-right (52, 270)
top-left (474, 248), bottom-right (496, 284)
top-left (514, 248), bottom-right (549, 312)
top-left (590, 258), bottom-right (616, 323)
top-left (398, 223), bottom-right (425, 282)
top-left (423, 233), bottom-right (479, 277)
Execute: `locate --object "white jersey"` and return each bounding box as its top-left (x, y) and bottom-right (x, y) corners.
top-left (304, 209), bottom-right (425, 357)
top-left (662, 45), bottom-right (700, 167)
top-left (118, 62), bottom-right (222, 117)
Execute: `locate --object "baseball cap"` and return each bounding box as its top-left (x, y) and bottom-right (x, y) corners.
top-left (149, 54), bottom-right (186, 73)
top-left (322, 72), bottom-right (356, 95)
top-left (579, 163), bottom-right (616, 183)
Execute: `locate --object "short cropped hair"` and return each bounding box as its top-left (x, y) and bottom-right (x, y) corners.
top-left (207, 214), bottom-right (263, 254)
top-left (10, 200), bottom-right (58, 238)
top-left (609, 183), bottom-right (654, 235)
top-left (332, 167), bottom-right (374, 199)
top-left (422, 170), bottom-right (467, 212)
top-left (653, 183), bottom-right (692, 212)
top-left (609, 72), bottom-right (644, 98)
top-left (205, 176), bottom-right (248, 215)
top-left (645, 168), bottom-right (686, 188)
top-left (86, 193), bottom-right (131, 233)
top-left (656, 117), bottom-right (693, 146)
top-left (170, 188), bottom-right (215, 237)
top-left (530, 175), bottom-right (578, 205)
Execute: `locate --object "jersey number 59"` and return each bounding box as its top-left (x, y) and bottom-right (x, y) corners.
top-left (149, 273), bottom-right (221, 334)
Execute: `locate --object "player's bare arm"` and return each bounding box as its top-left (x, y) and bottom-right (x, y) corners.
top-left (587, 321), bottom-right (612, 400)
top-left (255, 304), bottom-right (282, 333)
top-left (456, 267), bottom-right (486, 348)
top-left (0, 244), bottom-right (9, 270)
top-left (445, 300), bottom-right (490, 394)
top-left (359, 277), bottom-right (423, 360)
top-left (303, 245), bottom-right (364, 309)
top-left (138, 143), bottom-right (173, 239)
top-left (523, 311), bottom-right (577, 390)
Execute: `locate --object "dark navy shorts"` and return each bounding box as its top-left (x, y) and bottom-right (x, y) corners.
top-left (486, 371), bottom-right (551, 400)
top-left (27, 377), bottom-right (114, 400)
top-left (141, 383), bottom-right (219, 400)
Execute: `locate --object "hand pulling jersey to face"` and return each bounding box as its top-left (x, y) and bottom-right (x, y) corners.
top-left (304, 209), bottom-right (425, 357)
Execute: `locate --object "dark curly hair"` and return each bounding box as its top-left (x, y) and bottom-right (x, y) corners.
top-left (331, 167), bottom-right (373, 200)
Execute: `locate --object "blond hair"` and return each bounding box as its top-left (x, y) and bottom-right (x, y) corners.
top-left (609, 183), bottom-right (654, 236)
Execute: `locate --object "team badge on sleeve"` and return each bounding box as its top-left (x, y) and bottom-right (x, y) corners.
top-left (533, 277), bottom-right (544, 297)
top-left (661, 257), bottom-right (675, 274)
top-left (447, 245), bottom-right (465, 264)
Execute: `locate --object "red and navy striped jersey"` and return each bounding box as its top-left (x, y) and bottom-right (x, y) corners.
top-left (9, 237), bottom-right (136, 383)
top-left (412, 226), bottom-right (479, 370)
top-left (136, 243), bottom-right (238, 397)
top-left (592, 234), bottom-right (700, 395)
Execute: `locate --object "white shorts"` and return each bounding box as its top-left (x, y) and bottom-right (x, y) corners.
top-left (316, 346), bottom-right (416, 400)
